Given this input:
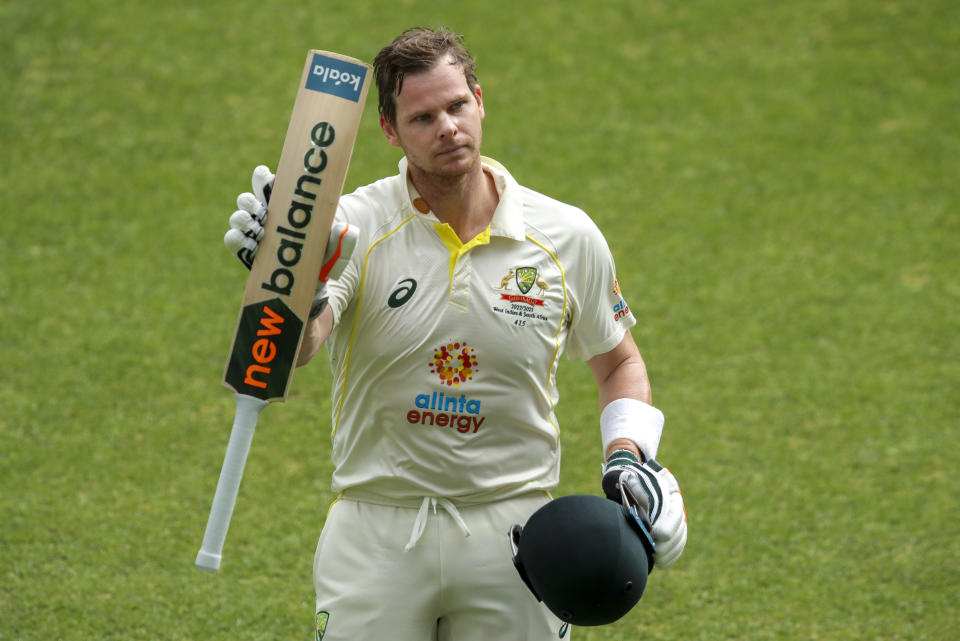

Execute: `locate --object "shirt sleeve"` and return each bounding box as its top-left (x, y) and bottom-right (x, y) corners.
top-left (564, 215), bottom-right (637, 361)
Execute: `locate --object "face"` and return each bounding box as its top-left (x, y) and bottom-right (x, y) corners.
top-left (380, 58), bottom-right (485, 181)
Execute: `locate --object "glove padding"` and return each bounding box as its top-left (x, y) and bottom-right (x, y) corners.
top-left (224, 165), bottom-right (274, 268)
top-left (602, 450), bottom-right (687, 568)
top-left (224, 165), bottom-right (358, 319)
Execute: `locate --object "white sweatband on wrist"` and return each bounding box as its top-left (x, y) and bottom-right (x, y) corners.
top-left (600, 398), bottom-right (664, 461)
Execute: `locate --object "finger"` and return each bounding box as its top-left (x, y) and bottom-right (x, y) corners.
top-left (224, 228), bottom-right (259, 255)
top-left (634, 466), bottom-right (664, 523)
top-left (229, 209), bottom-right (264, 240)
top-left (236, 192), bottom-right (267, 222)
top-left (654, 519), bottom-right (686, 568)
top-left (252, 165), bottom-right (275, 205)
top-left (652, 491), bottom-right (685, 542)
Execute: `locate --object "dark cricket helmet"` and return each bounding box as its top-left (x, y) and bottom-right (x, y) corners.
top-left (509, 494), bottom-right (656, 627)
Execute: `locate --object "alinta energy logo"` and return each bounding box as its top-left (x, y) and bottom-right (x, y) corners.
top-left (406, 339), bottom-right (486, 434)
top-left (430, 340), bottom-right (477, 387)
top-left (612, 278), bottom-right (631, 322)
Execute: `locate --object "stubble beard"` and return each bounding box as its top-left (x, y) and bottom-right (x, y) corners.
top-left (410, 143), bottom-right (482, 189)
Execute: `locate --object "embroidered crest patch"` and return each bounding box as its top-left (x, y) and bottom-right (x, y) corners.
top-left (316, 611), bottom-right (330, 641)
top-left (515, 266), bottom-right (538, 294)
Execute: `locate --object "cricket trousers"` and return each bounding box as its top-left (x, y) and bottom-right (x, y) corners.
top-left (313, 492), bottom-right (570, 640)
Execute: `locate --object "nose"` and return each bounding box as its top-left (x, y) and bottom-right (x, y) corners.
top-left (437, 111), bottom-right (457, 139)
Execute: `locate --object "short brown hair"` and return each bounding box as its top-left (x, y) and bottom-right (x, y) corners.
top-left (373, 27), bottom-right (479, 125)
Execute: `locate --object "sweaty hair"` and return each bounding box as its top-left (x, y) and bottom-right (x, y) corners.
top-left (373, 27), bottom-right (479, 125)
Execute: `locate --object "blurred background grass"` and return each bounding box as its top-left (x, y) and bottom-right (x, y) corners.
top-left (1, 0), bottom-right (957, 639)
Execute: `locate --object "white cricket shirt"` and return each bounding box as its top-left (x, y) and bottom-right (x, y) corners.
top-left (324, 157), bottom-right (636, 504)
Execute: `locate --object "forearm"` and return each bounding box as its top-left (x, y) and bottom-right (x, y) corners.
top-left (588, 332), bottom-right (662, 460)
top-left (597, 357), bottom-right (652, 458)
top-left (596, 353), bottom-right (651, 407)
top-left (296, 307), bottom-right (334, 367)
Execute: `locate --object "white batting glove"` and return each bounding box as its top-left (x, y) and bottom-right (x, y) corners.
top-left (224, 165), bottom-right (359, 319)
top-left (605, 451), bottom-right (688, 568)
top-left (309, 222), bottom-right (358, 319)
top-left (224, 165), bottom-right (275, 268)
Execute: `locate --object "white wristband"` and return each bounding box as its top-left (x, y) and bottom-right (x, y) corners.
top-left (600, 398), bottom-right (664, 461)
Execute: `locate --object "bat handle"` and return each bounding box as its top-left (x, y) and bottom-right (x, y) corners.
top-left (196, 393), bottom-right (269, 572)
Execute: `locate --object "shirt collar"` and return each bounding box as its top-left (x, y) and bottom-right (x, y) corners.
top-left (397, 156), bottom-right (525, 241)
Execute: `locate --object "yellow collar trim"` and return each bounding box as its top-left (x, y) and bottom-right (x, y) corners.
top-left (434, 222), bottom-right (491, 284)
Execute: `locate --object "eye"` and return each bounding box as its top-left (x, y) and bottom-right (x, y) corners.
top-left (450, 100), bottom-right (466, 112)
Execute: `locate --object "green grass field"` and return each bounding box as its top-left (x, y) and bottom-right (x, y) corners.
top-left (2, 0), bottom-right (957, 639)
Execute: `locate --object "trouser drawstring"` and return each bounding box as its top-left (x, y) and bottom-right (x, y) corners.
top-left (405, 497), bottom-right (472, 551)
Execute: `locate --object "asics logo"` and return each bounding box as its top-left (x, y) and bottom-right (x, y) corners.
top-left (388, 278), bottom-right (417, 308)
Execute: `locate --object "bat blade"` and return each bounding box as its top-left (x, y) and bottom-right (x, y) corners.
top-left (224, 50), bottom-right (372, 402)
top-left (197, 50), bottom-right (371, 572)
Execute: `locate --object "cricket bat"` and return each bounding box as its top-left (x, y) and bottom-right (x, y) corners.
top-left (196, 50), bottom-right (371, 572)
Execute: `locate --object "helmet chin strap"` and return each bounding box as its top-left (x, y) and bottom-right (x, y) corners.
top-left (508, 524), bottom-right (541, 601)
top-left (620, 471), bottom-right (652, 530)
top-left (619, 472), bottom-right (657, 568)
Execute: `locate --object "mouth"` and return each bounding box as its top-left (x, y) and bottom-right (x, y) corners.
top-left (436, 145), bottom-right (468, 158)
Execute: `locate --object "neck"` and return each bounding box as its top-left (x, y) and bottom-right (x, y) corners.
top-left (410, 162), bottom-right (498, 243)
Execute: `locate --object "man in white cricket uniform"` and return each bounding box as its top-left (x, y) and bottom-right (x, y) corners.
top-left (227, 26), bottom-right (686, 641)
top-left (309, 155), bottom-right (635, 640)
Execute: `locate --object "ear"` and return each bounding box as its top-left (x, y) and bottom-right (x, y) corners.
top-left (380, 114), bottom-right (401, 147)
top-left (473, 84), bottom-right (485, 120)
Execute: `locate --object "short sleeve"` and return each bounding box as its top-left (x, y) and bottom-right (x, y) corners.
top-left (564, 220), bottom-right (636, 361)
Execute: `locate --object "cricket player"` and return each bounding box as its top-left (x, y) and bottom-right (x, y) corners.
top-left (225, 27), bottom-right (686, 640)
